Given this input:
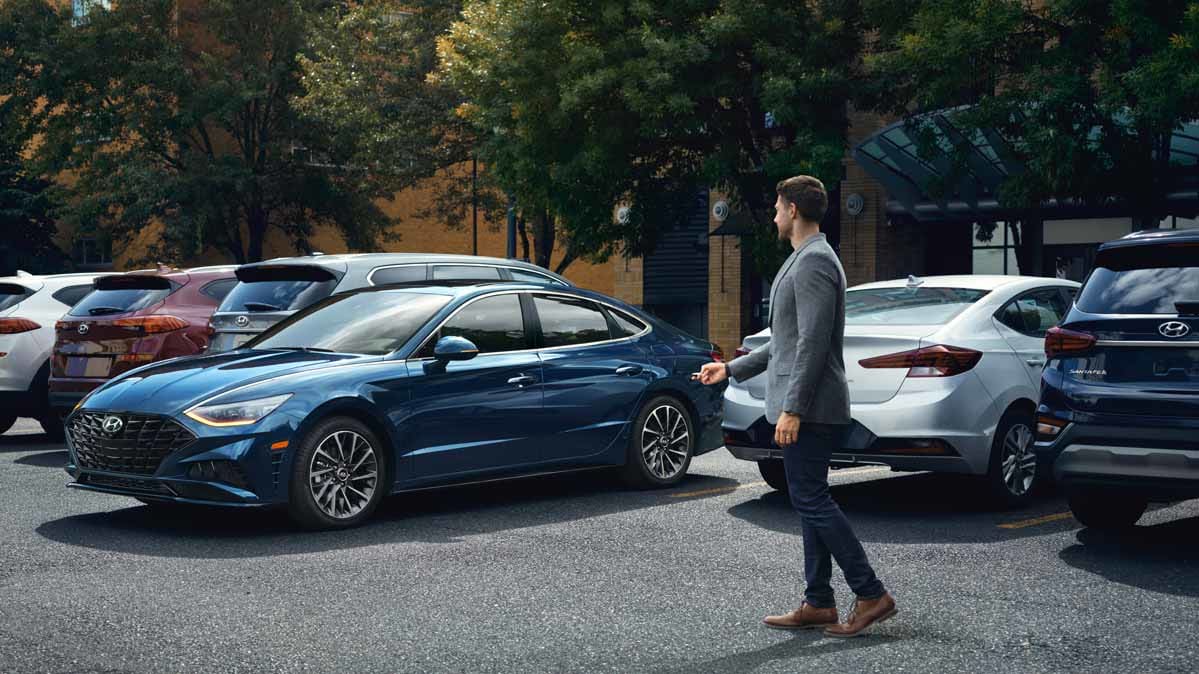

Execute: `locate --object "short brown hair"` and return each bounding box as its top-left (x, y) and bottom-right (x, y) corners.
top-left (776, 175), bottom-right (828, 223)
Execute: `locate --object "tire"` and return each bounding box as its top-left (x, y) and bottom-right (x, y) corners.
top-left (0, 414), bottom-right (14, 435)
top-left (287, 416), bottom-right (388, 530)
top-left (758, 459), bottom-right (789, 493)
top-left (984, 409), bottom-right (1039, 508)
top-left (620, 395), bottom-right (695, 489)
top-left (38, 412), bottom-right (66, 442)
top-left (1068, 488), bottom-right (1147, 530)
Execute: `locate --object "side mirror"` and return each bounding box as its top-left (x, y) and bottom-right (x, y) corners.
top-left (433, 335), bottom-right (479, 362)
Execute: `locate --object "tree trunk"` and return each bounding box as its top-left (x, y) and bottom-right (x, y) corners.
top-left (246, 206), bottom-right (268, 263)
top-left (532, 210), bottom-right (555, 269)
top-left (516, 215), bottom-right (530, 262)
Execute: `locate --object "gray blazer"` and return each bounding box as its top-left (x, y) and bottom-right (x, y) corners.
top-left (727, 233), bottom-right (851, 425)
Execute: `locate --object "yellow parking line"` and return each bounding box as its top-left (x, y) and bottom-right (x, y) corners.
top-left (997, 512), bottom-right (1075, 529)
top-left (671, 481), bottom-right (767, 498)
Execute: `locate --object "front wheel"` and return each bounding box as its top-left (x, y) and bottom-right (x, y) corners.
top-left (757, 459), bottom-right (788, 492)
top-left (1068, 489), bottom-right (1147, 530)
top-left (620, 396), bottom-right (695, 488)
top-left (288, 417), bottom-right (388, 530)
top-left (0, 414), bottom-right (14, 435)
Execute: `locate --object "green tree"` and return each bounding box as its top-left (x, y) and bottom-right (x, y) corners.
top-left (0, 0), bottom-right (392, 266)
top-left (865, 0), bottom-right (1199, 251)
top-left (437, 0), bottom-right (865, 276)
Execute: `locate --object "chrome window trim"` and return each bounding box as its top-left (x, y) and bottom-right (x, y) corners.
top-left (407, 289), bottom-right (652, 360)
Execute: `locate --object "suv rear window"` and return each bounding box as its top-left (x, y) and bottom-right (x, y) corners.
top-left (1077, 244), bottom-right (1199, 314)
top-left (0, 283), bottom-right (34, 313)
top-left (221, 265), bottom-right (340, 313)
top-left (846, 287), bottom-right (989, 325)
top-left (69, 276), bottom-right (175, 317)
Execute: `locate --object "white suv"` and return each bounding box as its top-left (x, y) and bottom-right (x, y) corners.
top-left (0, 271), bottom-right (102, 437)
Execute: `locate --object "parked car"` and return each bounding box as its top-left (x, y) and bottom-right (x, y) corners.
top-left (0, 271), bottom-right (104, 437)
top-left (1036, 229), bottom-right (1199, 529)
top-left (207, 253), bottom-right (572, 353)
top-left (723, 275), bottom-right (1080, 506)
top-left (48, 266), bottom-right (238, 412)
top-left (64, 282), bottom-right (726, 529)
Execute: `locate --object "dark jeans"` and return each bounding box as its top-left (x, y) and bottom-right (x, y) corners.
top-left (782, 422), bottom-right (885, 608)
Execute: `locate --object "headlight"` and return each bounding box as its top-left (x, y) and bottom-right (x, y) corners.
top-left (184, 394), bottom-right (292, 427)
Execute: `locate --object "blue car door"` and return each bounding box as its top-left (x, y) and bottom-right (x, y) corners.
top-left (401, 293), bottom-right (544, 480)
top-left (531, 293), bottom-right (653, 463)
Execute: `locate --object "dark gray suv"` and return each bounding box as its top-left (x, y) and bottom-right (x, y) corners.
top-left (207, 253), bottom-right (571, 352)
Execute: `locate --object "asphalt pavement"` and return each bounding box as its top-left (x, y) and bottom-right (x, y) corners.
top-left (2, 417), bottom-right (1198, 673)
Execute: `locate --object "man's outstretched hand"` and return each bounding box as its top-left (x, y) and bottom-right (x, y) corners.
top-left (695, 362), bottom-right (728, 385)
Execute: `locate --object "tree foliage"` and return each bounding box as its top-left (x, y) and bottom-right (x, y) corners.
top-left (438, 0), bottom-right (865, 275)
top-left (865, 0), bottom-right (1199, 231)
top-left (0, 0), bottom-right (393, 266)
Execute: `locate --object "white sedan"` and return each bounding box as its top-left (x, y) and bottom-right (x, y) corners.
top-left (722, 275), bottom-right (1080, 506)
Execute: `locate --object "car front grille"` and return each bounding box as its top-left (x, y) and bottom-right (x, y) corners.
top-left (69, 412), bottom-right (196, 475)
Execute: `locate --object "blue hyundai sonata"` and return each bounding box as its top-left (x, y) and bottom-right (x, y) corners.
top-left (65, 282), bottom-right (727, 528)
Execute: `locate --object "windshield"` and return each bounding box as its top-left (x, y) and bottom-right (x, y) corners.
top-left (69, 276), bottom-right (175, 317)
top-left (0, 284), bottom-right (34, 313)
top-left (1077, 245), bottom-right (1199, 314)
top-left (250, 291), bottom-right (451, 355)
top-left (846, 287), bottom-right (989, 325)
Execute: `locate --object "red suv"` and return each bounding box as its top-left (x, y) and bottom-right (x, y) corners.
top-left (49, 265), bottom-right (238, 412)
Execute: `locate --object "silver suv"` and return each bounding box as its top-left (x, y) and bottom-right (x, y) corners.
top-left (207, 253), bottom-right (571, 352)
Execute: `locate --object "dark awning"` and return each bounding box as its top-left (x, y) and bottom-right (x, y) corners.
top-left (853, 108), bottom-right (1199, 222)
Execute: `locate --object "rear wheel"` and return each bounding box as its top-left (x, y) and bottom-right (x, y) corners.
top-left (0, 414), bottom-right (14, 435)
top-left (985, 409), bottom-right (1038, 507)
top-left (757, 459), bottom-right (788, 493)
top-left (621, 396), bottom-right (694, 488)
top-left (1068, 488), bottom-right (1147, 530)
top-left (288, 416), bottom-right (387, 530)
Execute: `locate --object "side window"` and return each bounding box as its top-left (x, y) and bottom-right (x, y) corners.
top-left (370, 265), bottom-right (427, 285)
top-left (1010, 289), bottom-right (1069, 338)
top-left (431, 265), bottom-right (502, 281)
top-left (997, 301), bottom-right (1026, 333)
top-left (51, 284), bottom-right (94, 308)
top-left (534, 295), bottom-right (611, 347)
top-left (607, 307), bottom-right (647, 337)
top-left (509, 268), bottom-right (565, 286)
top-left (200, 279), bottom-right (238, 302)
top-left (427, 294), bottom-right (525, 355)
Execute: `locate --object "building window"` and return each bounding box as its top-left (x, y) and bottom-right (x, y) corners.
top-left (72, 236), bottom-right (112, 269)
top-left (72, 0), bottom-right (111, 26)
top-left (972, 221), bottom-right (1020, 275)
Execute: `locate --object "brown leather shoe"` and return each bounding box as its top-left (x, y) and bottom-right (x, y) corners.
top-left (763, 602), bottom-right (839, 630)
top-left (823, 592), bottom-right (898, 638)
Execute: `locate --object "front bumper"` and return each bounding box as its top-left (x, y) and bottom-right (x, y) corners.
top-left (1035, 417), bottom-right (1199, 500)
top-left (64, 408), bottom-right (294, 508)
top-left (722, 375), bottom-right (996, 475)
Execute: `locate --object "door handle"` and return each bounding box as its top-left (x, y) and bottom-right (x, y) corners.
top-left (507, 374), bottom-right (537, 387)
top-left (615, 365), bottom-right (643, 376)
top-left (1026, 359), bottom-right (1046, 367)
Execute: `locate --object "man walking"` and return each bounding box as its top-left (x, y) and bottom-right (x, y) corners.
top-left (697, 176), bottom-right (897, 638)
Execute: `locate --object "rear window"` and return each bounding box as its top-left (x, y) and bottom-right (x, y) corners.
top-left (69, 276), bottom-right (175, 317)
top-left (52, 284), bottom-right (94, 308)
top-left (251, 291), bottom-right (451, 355)
top-left (1077, 244), bottom-right (1199, 315)
top-left (0, 283), bottom-right (34, 312)
top-left (221, 265), bottom-right (341, 312)
top-left (846, 287), bottom-right (989, 325)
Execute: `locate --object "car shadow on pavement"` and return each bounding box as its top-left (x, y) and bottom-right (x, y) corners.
top-left (35, 470), bottom-right (740, 559)
top-left (0, 432), bottom-right (59, 452)
top-left (1058, 516), bottom-right (1199, 598)
top-left (13, 450), bottom-right (68, 468)
top-left (727, 472), bottom-right (1074, 544)
top-left (657, 630), bottom-right (900, 673)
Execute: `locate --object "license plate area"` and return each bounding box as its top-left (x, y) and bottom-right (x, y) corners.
top-left (66, 356), bottom-right (112, 378)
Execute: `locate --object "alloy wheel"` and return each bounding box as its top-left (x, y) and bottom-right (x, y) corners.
top-left (640, 404), bottom-right (690, 480)
top-left (307, 430), bottom-right (379, 519)
top-left (1000, 423), bottom-right (1036, 496)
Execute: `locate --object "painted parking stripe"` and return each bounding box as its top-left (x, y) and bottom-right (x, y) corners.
top-left (997, 512), bottom-right (1075, 529)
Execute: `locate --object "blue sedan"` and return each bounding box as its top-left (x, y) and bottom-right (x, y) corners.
top-left (64, 282), bottom-right (727, 528)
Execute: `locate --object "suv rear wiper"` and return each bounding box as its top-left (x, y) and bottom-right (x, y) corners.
top-left (1175, 300), bottom-right (1199, 316)
top-left (87, 306), bottom-right (125, 315)
top-left (242, 301), bottom-right (283, 312)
